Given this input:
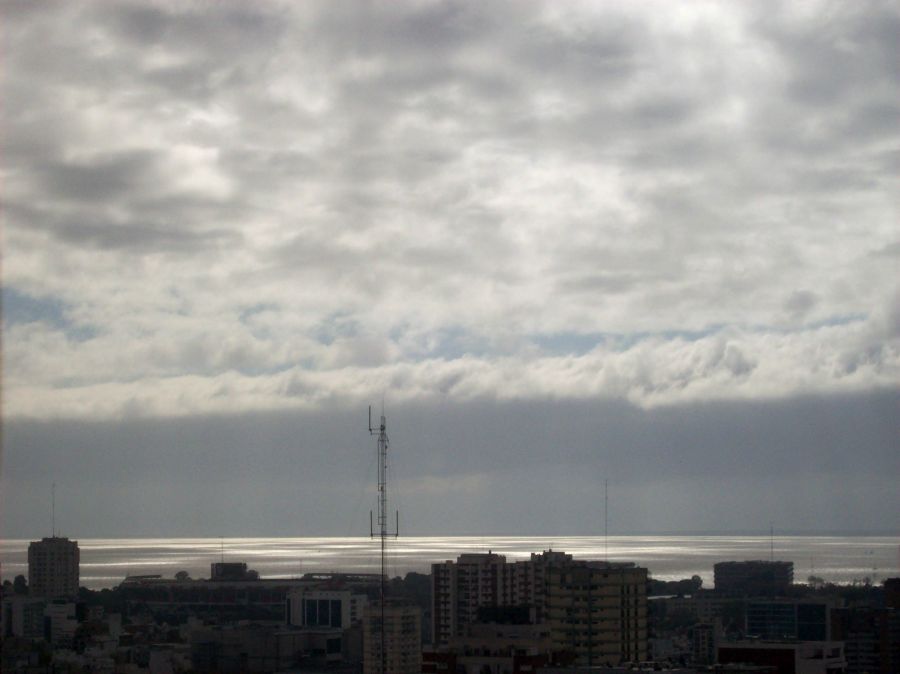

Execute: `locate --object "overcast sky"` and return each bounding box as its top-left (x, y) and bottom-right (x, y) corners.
top-left (2, 0), bottom-right (898, 538)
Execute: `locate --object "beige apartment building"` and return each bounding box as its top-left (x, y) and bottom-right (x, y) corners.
top-left (432, 549), bottom-right (574, 645)
top-left (432, 550), bottom-right (648, 666)
top-left (546, 562), bottom-right (648, 666)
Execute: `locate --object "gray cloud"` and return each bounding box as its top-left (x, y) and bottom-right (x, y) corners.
top-left (2, 390), bottom-right (896, 537)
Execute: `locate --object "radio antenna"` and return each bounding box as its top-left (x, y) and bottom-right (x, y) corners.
top-left (369, 405), bottom-right (398, 674)
top-left (604, 479), bottom-right (609, 562)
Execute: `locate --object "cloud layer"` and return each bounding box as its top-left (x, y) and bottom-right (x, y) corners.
top-left (3, 392), bottom-right (897, 537)
top-left (3, 0), bottom-right (898, 420)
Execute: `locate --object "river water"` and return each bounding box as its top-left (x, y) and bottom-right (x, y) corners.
top-left (2, 535), bottom-right (897, 590)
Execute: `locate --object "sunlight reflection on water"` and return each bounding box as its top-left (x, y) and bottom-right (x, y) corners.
top-left (1, 535), bottom-right (897, 590)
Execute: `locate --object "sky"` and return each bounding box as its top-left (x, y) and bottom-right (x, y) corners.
top-left (1, 0), bottom-right (898, 538)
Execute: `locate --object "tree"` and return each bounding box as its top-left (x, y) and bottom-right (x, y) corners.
top-left (175, 571), bottom-right (191, 581)
top-left (14, 574), bottom-right (28, 595)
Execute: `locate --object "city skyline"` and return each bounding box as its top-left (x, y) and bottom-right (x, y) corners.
top-left (2, 1), bottom-right (898, 538)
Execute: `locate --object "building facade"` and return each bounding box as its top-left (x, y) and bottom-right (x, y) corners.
top-left (28, 537), bottom-right (79, 598)
top-left (719, 640), bottom-right (846, 674)
top-left (545, 562), bottom-right (648, 666)
top-left (1, 596), bottom-right (47, 639)
top-left (747, 598), bottom-right (835, 641)
top-left (432, 550), bottom-right (573, 645)
top-left (832, 605), bottom-right (900, 674)
top-left (286, 588), bottom-right (368, 630)
top-left (363, 600), bottom-right (422, 674)
top-left (433, 551), bottom-right (648, 666)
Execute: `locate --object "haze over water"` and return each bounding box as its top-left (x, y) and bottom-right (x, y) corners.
top-left (2, 535), bottom-right (897, 591)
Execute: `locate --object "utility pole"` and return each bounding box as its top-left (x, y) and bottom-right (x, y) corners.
top-left (369, 406), bottom-right (398, 674)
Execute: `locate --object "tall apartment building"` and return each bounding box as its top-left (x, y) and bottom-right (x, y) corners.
top-left (545, 562), bottom-right (648, 666)
top-left (832, 605), bottom-right (900, 674)
top-left (505, 550), bottom-right (573, 620)
top-left (28, 537), bottom-right (79, 598)
top-left (363, 599), bottom-right (422, 674)
top-left (432, 551), bottom-right (647, 666)
top-left (433, 551), bottom-right (507, 645)
top-left (432, 550), bottom-right (572, 645)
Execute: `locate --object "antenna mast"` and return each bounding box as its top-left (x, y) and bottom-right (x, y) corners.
top-left (369, 405), bottom-right (398, 674)
top-left (51, 483), bottom-right (56, 537)
top-left (604, 479), bottom-right (609, 562)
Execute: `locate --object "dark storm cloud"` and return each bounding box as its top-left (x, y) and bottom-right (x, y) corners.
top-left (2, 390), bottom-right (897, 537)
top-left (39, 152), bottom-right (160, 201)
top-left (5, 200), bottom-right (240, 255)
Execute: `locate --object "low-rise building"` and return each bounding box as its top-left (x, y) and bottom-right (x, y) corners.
top-left (286, 587), bottom-right (369, 629)
top-left (747, 598), bottom-right (836, 641)
top-left (714, 562), bottom-right (793, 598)
top-left (1, 595), bottom-right (47, 639)
top-left (190, 621), bottom-right (343, 673)
top-left (718, 640), bottom-right (846, 674)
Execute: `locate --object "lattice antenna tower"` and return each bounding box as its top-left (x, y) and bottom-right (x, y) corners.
top-left (369, 405), bottom-right (398, 674)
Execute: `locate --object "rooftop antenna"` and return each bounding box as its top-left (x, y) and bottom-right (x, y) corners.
top-left (604, 479), bottom-right (609, 562)
top-left (51, 483), bottom-right (56, 537)
top-left (369, 404), bottom-right (398, 674)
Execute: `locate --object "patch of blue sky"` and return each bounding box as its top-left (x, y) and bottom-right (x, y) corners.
top-left (229, 362), bottom-right (298, 377)
top-left (533, 315), bottom-right (868, 356)
top-left (2, 286), bottom-right (97, 341)
top-left (787, 313), bottom-right (867, 332)
top-left (425, 327), bottom-right (497, 360)
top-left (390, 325), bottom-right (500, 361)
top-left (727, 314), bottom-right (867, 337)
top-left (237, 302), bottom-right (280, 340)
top-left (534, 325), bottom-right (726, 355)
top-left (312, 311), bottom-right (361, 345)
top-left (238, 303), bottom-right (278, 323)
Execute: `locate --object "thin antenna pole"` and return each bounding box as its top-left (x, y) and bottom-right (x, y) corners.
top-left (604, 479), bottom-right (609, 562)
top-left (51, 483), bottom-right (56, 537)
top-left (369, 405), bottom-right (397, 674)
